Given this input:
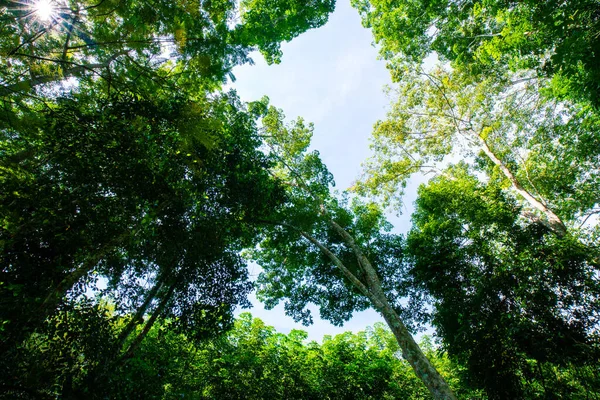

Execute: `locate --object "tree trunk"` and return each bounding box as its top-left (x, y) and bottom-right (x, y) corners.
top-left (329, 221), bottom-right (458, 400)
top-left (86, 276), bottom-right (179, 394)
top-left (261, 218), bottom-right (458, 399)
top-left (116, 275), bottom-right (165, 350)
top-left (478, 136), bottom-right (567, 236)
top-left (120, 277), bottom-right (179, 361)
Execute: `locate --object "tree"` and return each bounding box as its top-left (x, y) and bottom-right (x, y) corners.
top-left (351, 12), bottom-right (600, 396)
top-left (355, 66), bottom-right (600, 239)
top-left (0, 0), bottom-right (336, 97)
top-left (407, 165), bottom-right (600, 398)
top-left (10, 310), bottom-right (482, 399)
top-left (1, 0), bottom-right (337, 393)
top-left (0, 89), bottom-right (285, 389)
top-left (196, 313), bottom-right (321, 399)
top-left (249, 99), bottom-right (458, 399)
top-left (351, 0), bottom-right (600, 106)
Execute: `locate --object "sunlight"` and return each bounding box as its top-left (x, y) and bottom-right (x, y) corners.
top-left (33, 0), bottom-right (55, 21)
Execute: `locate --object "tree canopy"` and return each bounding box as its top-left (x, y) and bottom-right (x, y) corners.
top-left (351, 0), bottom-right (600, 106)
top-left (1, 0), bottom-right (333, 395)
top-left (1, 0), bottom-right (336, 96)
top-left (356, 66), bottom-right (600, 239)
top-left (351, 1), bottom-right (600, 397)
top-left (1, 0), bottom-right (600, 399)
top-left (407, 165), bottom-right (600, 398)
top-left (7, 311), bottom-right (485, 399)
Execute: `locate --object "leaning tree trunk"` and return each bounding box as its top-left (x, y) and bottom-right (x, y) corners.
top-left (329, 221), bottom-right (458, 400)
top-left (478, 135), bottom-right (567, 237)
top-left (377, 297), bottom-right (456, 399)
top-left (119, 277), bottom-right (179, 361)
top-left (295, 219), bottom-right (458, 399)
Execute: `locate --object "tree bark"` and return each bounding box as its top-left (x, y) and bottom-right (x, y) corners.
top-left (329, 221), bottom-right (458, 400)
top-left (37, 248), bottom-right (108, 320)
top-left (36, 233), bottom-right (128, 321)
top-left (478, 135), bottom-right (567, 237)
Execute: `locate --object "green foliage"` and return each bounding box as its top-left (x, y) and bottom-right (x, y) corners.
top-left (357, 65), bottom-right (600, 239)
top-left (6, 300), bottom-right (120, 399)
top-left (235, 0), bottom-right (336, 64)
top-left (407, 167), bottom-right (600, 398)
top-left (8, 311), bottom-right (483, 399)
top-left (247, 104), bottom-right (413, 326)
top-left (515, 101), bottom-right (600, 221)
top-left (254, 195), bottom-right (414, 327)
top-left (2, 1), bottom-right (599, 398)
top-left (0, 88), bottom-right (286, 387)
top-left (0, 0), bottom-right (337, 393)
top-left (352, 0), bottom-right (600, 106)
top-left (250, 100), bottom-right (461, 399)
top-left (354, 5), bottom-right (600, 396)
top-left (0, 0), bottom-right (336, 97)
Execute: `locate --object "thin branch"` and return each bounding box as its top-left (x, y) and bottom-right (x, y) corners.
top-left (253, 219), bottom-right (372, 300)
top-left (119, 277), bottom-right (179, 361)
top-left (116, 275), bottom-right (166, 350)
top-left (1, 50), bottom-right (129, 95)
top-left (7, 24), bottom-right (53, 56)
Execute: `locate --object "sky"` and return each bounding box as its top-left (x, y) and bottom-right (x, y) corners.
top-left (230, 1), bottom-right (426, 342)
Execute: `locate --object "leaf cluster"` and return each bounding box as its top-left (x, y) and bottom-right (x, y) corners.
top-left (407, 167), bottom-right (600, 398)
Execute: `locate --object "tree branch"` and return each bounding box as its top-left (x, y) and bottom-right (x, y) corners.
top-left (478, 133), bottom-right (567, 236)
top-left (253, 218), bottom-right (372, 300)
top-left (1, 51), bottom-right (129, 96)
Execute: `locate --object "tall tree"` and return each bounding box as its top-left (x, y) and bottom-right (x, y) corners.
top-left (355, 66), bottom-right (600, 239)
top-left (0, 90), bottom-right (284, 381)
top-left (1, 0), bottom-right (335, 388)
top-left (407, 165), bottom-right (600, 398)
top-left (250, 99), bottom-right (458, 399)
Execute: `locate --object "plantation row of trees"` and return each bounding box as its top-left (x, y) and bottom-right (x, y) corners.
top-left (1, 0), bottom-right (599, 399)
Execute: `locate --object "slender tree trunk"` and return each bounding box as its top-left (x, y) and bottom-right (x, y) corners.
top-left (119, 278), bottom-right (179, 361)
top-left (256, 217), bottom-right (458, 399)
top-left (86, 276), bottom-right (179, 394)
top-left (37, 232), bottom-right (130, 322)
top-left (478, 136), bottom-right (567, 236)
top-left (116, 275), bottom-right (165, 350)
top-left (329, 221), bottom-right (458, 400)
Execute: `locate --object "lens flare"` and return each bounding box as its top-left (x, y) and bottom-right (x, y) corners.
top-left (33, 0), bottom-right (54, 21)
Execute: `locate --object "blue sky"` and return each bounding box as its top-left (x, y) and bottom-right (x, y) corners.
top-left (232, 2), bottom-right (389, 191)
top-left (230, 2), bottom-right (425, 341)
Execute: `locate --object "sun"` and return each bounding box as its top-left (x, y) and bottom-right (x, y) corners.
top-left (32, 0), bottom-right (55, 22)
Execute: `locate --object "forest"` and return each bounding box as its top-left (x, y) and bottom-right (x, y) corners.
top-left (0, 0), bottom-right (599, 399)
